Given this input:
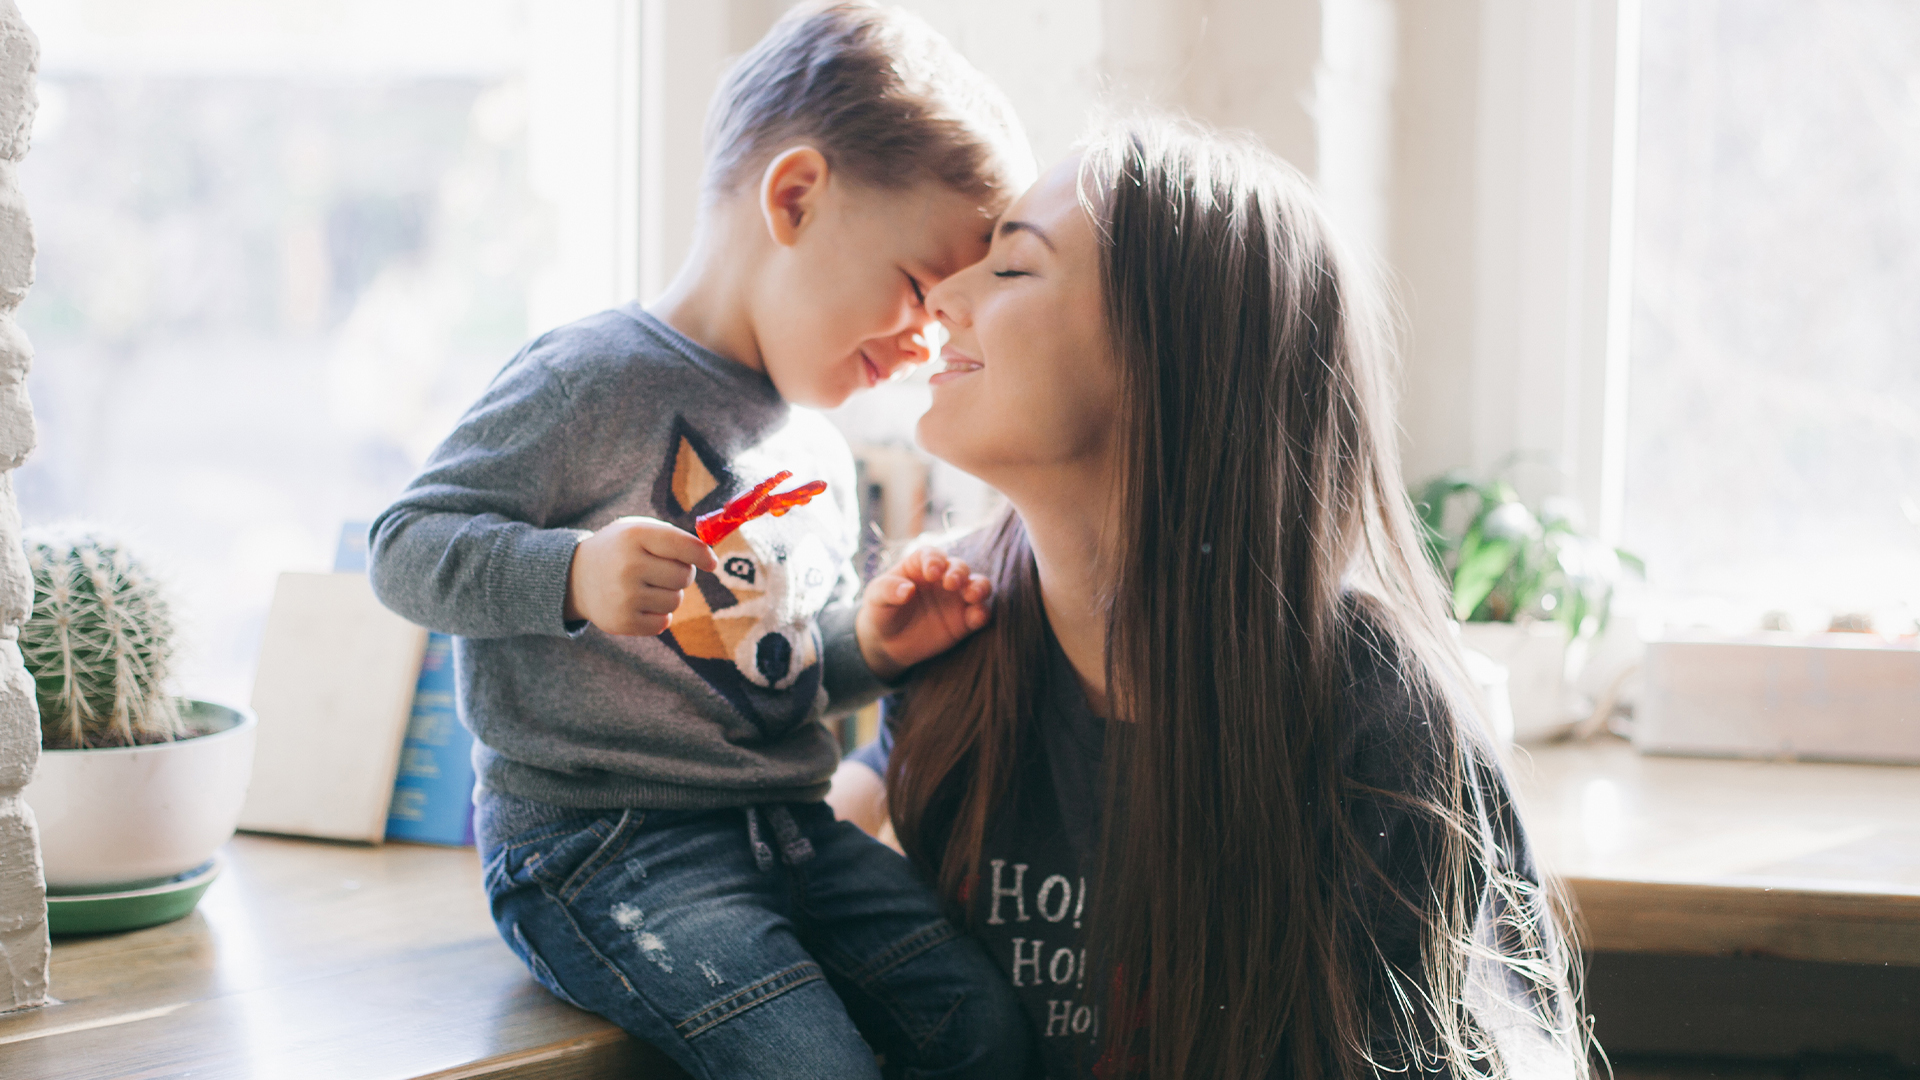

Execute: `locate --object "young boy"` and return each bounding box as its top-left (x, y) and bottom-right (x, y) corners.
top-left (368, 4), bottom-right (1036, 1077)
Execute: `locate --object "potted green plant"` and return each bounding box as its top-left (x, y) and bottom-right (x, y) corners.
top-left (18, 529), bottom-right (256, 934)
top-left (1414, 471), bottom-right (1643, 739)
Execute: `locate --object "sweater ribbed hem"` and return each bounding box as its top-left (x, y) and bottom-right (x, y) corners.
top-left (472, 784), bottom-right (836, 859)
top-left (483, 756), bottom-right (832, 813)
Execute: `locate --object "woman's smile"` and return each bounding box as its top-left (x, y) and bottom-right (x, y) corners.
top-left (930, 346), bottom-right (982, 385)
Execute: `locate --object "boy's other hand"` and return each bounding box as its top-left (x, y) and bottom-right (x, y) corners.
top-left (565, 517), bottom-right (719, 636)
top-left (856, 547), bottom-right (992, 681)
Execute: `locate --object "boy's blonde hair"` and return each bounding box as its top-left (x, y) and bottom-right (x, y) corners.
top-left (704, 2), bottom-right (1034, 205)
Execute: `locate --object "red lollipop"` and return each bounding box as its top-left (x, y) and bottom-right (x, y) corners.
top-left (696, 471), bottom-right (830, 545)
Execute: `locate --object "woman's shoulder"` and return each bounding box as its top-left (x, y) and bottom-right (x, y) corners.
top-left (1334, 591), bottom-right (1538, 869)
top-left (1330, 594), bottom-right (1524, 856)
top-left (1332, 593), bottom-right (1453, 786)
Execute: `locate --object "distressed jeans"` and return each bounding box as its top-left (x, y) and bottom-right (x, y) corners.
top-left (481, 801), bottom-right (1031, 1079)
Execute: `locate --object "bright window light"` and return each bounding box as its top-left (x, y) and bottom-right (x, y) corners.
top-left (13, 0), bottom-right (550, 707)
top-left (1623, 0), bottom-right (1920, 634)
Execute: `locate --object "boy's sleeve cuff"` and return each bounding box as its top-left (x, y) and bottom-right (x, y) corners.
top-left (489, 525), bottom-right (593, 638)
top-left (818, 604), bottom-right (893, 714)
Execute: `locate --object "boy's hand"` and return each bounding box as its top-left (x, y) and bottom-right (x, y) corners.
top-left (565, 517), bottom-right (719, 636)
top-left (856, 547), bottom-right (993, 682)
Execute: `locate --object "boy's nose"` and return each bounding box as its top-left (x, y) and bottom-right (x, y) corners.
top-left (863, 326), bottom-right (933, 377)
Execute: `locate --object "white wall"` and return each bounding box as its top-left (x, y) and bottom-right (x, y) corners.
top-left (1388, 0), bottom-right (1636, 537)
top-left (0, 0), bottom-right (49, 1015)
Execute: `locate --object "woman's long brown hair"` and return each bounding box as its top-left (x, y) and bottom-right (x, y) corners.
top-left (887, 120), bottom-right (1586, 1079)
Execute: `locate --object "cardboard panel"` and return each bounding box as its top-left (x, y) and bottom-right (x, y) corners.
top-left (242, 573), bottom-right (427, 843)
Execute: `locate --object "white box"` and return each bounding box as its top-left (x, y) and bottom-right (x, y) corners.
top-left (1636, 638), bottom-right (1920, 764)
top-left (241, 572), bottom-right (428, 843)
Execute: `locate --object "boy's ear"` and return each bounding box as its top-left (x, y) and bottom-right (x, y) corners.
top-left (760, 146), bottom-right (829, 247)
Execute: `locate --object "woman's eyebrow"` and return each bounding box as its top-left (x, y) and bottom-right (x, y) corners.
top-left (997, 219), bottom-right (1057, 252)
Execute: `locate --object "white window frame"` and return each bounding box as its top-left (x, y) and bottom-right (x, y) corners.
top-left (1393, 0), bottom-right (1641, 547)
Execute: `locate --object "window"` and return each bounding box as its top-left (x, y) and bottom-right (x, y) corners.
top-left (12, 0), bottom-right (594, 706)
top-left (1622, 0), bottom-right (1920, 633)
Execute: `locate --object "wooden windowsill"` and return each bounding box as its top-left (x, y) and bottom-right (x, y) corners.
top-left (1511, 736), bottom-right (1920, 967)
top-left (5, 737), bottom-right (1917, 1078)
top-left (0, 835), bottom-right (668, 1080)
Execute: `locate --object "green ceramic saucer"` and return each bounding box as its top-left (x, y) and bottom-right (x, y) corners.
top-left (46, 858), bottom-right (221, 936)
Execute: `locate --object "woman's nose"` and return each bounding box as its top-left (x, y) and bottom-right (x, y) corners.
top-left (924, 273), bottom-right (969, 331)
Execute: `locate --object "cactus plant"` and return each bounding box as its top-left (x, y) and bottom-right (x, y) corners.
top-left (20, 530), bottom-right (182, 749)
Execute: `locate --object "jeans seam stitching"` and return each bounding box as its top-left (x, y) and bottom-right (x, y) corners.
top-left (508, 821), bottom-right (597, 850)
top-left (806, 922), bottom-right (960, 1053)
top-left (681, 961), bottom-right (815, 1018)
top-left (522, 819), bottom-right (611, 887)
top-left (512, 922), bottom-right (587, 1010)
top-left (482, 849), bottom-right (508, 885)
top-left (675, 961), bottom-right (823, 1039)
top-left (847, 920), bottom-right (960, 986)
top-left (559, 810), bottom-right (637, 903)
top-left (919, 991), bottom-right (966, 1053)
top-left (542, 883), bottom-right (643, 1001)
top-left (562, 812), bottom-right (638, 902)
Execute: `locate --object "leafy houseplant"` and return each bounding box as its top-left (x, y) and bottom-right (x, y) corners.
top-left (1414, 471), bottom-right (1643, 638)
top-left (18, 529), bottom-right (257, 933)
top-left (1414, 472), bottom-right (1643, 739)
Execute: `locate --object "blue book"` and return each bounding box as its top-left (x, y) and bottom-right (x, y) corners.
top-left (333, 523), bottom-right (371, 573)
top-left (336, 522), bottom-right (477, 846)
top-left (384, 632), bottom-right (477, 846)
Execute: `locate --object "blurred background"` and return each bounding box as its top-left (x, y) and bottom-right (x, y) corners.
top-left (10, 0), bottom-right (1919, 709)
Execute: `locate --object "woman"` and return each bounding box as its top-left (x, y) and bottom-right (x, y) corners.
top-left (832, 120), bottom-right (1587, 1078)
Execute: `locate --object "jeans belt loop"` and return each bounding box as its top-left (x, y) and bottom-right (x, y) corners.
top-left (766, 804), bottom-right (815, 867)
top-left (743, 806), bottom-right (776, 872)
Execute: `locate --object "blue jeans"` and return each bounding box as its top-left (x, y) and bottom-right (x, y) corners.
top-left (482, 801), bottom-right (1031, 1079)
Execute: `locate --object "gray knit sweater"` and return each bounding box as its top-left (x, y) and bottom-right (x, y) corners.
top-left (369, 304), bottom-right (884, 810)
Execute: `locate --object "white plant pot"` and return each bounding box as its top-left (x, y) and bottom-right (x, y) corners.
top-left (1456, 643), bottom-right (1516, 745)
top-left (24, 700), bottom-right (258, 890)
top-left (1457, 621), bottom-right (1578, 742)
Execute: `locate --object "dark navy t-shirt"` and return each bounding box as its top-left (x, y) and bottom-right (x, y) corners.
top-left (852, 632), bottom-right (1106, 1075)
top-left (850, 607), bottom-right (1555, 1078)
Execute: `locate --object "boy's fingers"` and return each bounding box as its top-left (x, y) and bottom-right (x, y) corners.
top-left (631, 585), bottom-right (684, 615)
top-left (964, 604), bottom-right (989, 631)
top-left (962, 574), bottom-right (992, 603)
top-left (918, 551), bottom-right (948, 582)
top-left (636, 557), bottom-right (698, 590)
top-left (639, 525), bottom-right (718, 572)
top-left (897, 547), bottom-right (929, 578)
top-left (867, 573), bottom-right (915, 606)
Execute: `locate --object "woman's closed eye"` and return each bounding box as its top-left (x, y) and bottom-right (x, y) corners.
top-left (905, 273), bottom-right (927, 307)
top-left (992, 269), bottom-right (1030, 279)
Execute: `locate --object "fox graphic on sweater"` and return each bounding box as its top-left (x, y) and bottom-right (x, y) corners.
top-left (651, 419), bottom-right (842, 738)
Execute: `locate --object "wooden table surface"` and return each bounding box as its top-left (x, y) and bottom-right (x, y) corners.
top-left (4, 739), bottom-right (1917, 1079)
top-left (1510, 736), bottom-right (1920, 967)
top-left (0, 836), bottom-right (657, 1080)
